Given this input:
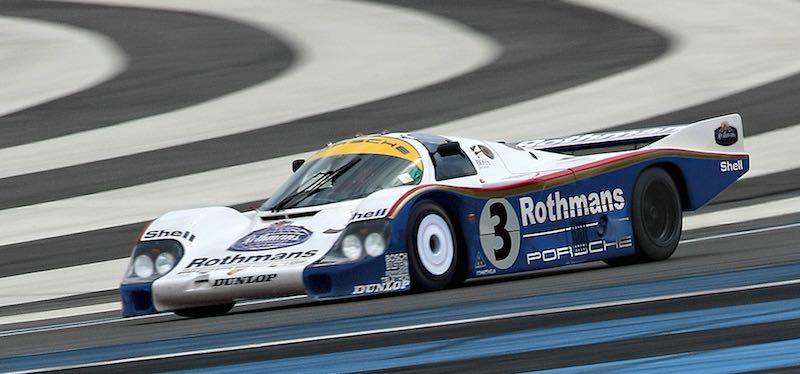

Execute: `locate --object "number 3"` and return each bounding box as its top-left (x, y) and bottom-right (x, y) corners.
top-left (479, 199), bottom-right (520, 270)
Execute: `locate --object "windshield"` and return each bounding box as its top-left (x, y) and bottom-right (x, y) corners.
top-left (261, 136), bottom-right (423, 211)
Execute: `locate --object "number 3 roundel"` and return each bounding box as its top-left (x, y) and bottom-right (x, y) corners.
top-left (478, 198), bottom-right (521, 269)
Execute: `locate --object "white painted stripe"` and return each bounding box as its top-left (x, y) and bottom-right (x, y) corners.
top-left (0, 153), bottom-right (311, 247)
top-left (0, 0), bottom-right (499, 178)
top-left (681, 222), bottom-right (800, 244)
top-left (743, 123), bottom-right (800, 179)
top-left (0, 16), bottom-right (125, 117)
top-left (0, 260), bottom-right (128, 308)
top-left (683, 195), bottom-right (800, 231)
top-left (0, 296), bottom-right (305, 333)
top-left (426, 0), bottom-right (800, 141)
top-left (13, 278), bottom-right (800, 374)
top-left (0, 303), bottom-right (119, 330)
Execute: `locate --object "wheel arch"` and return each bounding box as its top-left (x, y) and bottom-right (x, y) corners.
top-left (648, 162), bottom-right (689, 211)
top-left (409, 191), bottom-right (466, 244)
top-left (406, 190), bottom-right (469, 281)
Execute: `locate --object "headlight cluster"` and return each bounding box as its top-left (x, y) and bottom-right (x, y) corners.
top-left (324, 219), bottom-right (391, 262)
top-left (122, 240), bottom-right (184, 283)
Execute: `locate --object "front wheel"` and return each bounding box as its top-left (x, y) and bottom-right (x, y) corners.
top-left (605, 167), bottom-right (682, 266)
top-left (406, 201), bottom-right (459, 291)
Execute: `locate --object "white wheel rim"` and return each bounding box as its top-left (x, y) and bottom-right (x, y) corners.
top-left (416, 214), bottom-right (454, 276)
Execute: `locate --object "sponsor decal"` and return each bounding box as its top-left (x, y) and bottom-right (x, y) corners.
top-left (518, 126), bottom-right (682, 149)
top-left (470, 144), bottom-right (494, 168)
top-left (470, 144), bottom-right (495, 159)
top-left (229, 221), bottom-right (311, 251)
top-left (142, 230), bottom-right (196, 242)
top-left (526, 236), bottom-right (632, 264)
top-left (476, 269), bottom-right (497, 276)
top-left (352, 253), bottom-right (410, 295)
top-left (474, 251), bottom-right (486, 269)
top-left (352, 279), bottom-right (410, 294)
top-left (720, 159), bottom-right (744, 173)
top-left (181, 250), bottom-right (318, 273)
top-left (212, 274), bottom-right (276, 287)
top-left (347, 137), bottom-right (411, 154)
top-left (350, 208), bottom-right (388, 222)
top-left (519, 188), bottom-right (625, 226)
top-left (714, 122), bottom-right (738, 146)
top-left (479, 199), bottom-right (521, 270)
top-left (310, 136), bottom-right (421, 163)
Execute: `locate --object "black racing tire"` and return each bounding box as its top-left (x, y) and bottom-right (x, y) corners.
top-left (174, 302), bottom-right (234, 318)
top-left (406, 200), bottom-right (460, 291)
top-left (604, 167), bottom-right (682, 266)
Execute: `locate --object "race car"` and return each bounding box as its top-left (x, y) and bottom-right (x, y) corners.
top-left (120, 114), bottom-right (749, 317)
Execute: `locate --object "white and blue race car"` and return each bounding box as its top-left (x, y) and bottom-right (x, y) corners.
top-left (121, 114), bottom-right (748, 317)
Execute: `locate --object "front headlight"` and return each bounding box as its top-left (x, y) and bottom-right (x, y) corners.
top-left (122, 240), bottom-right (184, 284)
top-left (364, 233), bottom-right (386, 257)
top-left (322, 219), bottom-right (391, 263)
top-left (133, 254), bottom-right (154, 278)
top-left (342, 234), bottom-right (364, 260)
top-left (155, 252), bottom-right (177, 275)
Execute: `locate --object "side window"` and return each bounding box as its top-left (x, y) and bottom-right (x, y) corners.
top-left (433, 151), bottom-right (477, 181)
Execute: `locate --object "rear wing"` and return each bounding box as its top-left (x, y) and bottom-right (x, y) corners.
top-left (515, 114), bottom-right (743, 155)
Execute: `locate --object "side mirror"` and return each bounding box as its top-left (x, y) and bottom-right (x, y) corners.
top-left (291, 159), bottom-right (305, 172)
top-left (436, 142), bottom-right (462, 157)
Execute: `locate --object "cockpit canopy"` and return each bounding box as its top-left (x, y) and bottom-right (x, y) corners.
top-left (260, 136), bottom-right (424, 211)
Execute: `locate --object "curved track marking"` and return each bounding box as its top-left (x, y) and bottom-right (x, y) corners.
top-left (684, 195), bottom-right (800, 231)
top-left (425, 0), bottom-right (800, 140)
top-left (0, 0), bottom-right (499, 179)
top-left (0, 153), bottom-right (310, 247)
top-left (742, 123), bottom-right (800, 179)
top-left (0, 15), bottom-right (124, 117)
top-left (0, 0), bottom-right (663, 211)
top-left (0, 259), bottom-right (127, 307)
top-left (0, 0), bottom-right (293, 148)
top-left (5, 1), bottom-right (800, 247)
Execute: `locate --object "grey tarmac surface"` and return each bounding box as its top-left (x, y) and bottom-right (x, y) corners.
top-left (2, 217), bottom-right (798, 359)
top-left (56, 285), bottom-right (800, 373)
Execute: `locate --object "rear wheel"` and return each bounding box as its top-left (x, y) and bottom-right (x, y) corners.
top-left (604, 167), bottom-right (682, 266)
top-left (406, 201), bottom-right (459, 291)
top-left (174, 302), bottom-right (234, 318)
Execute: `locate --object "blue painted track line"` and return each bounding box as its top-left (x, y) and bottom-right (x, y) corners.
top-left (166, 299), bottom-right (800, 374)
top-left (1, 263), bottom-right (799, 372)
top-left (531, 338), bottom-right (800, 374)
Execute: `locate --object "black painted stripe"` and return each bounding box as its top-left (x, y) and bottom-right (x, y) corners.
top-left (611, 72), bottom-right (800, 137)
top-left (0, 0), bottom-right (668, 210)
top-left (0, 201), bottom-right (253, 278)
top-left (0, 0), bottom-right (293, 148)
top-left (714, 168), bottom-right (800, 205)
